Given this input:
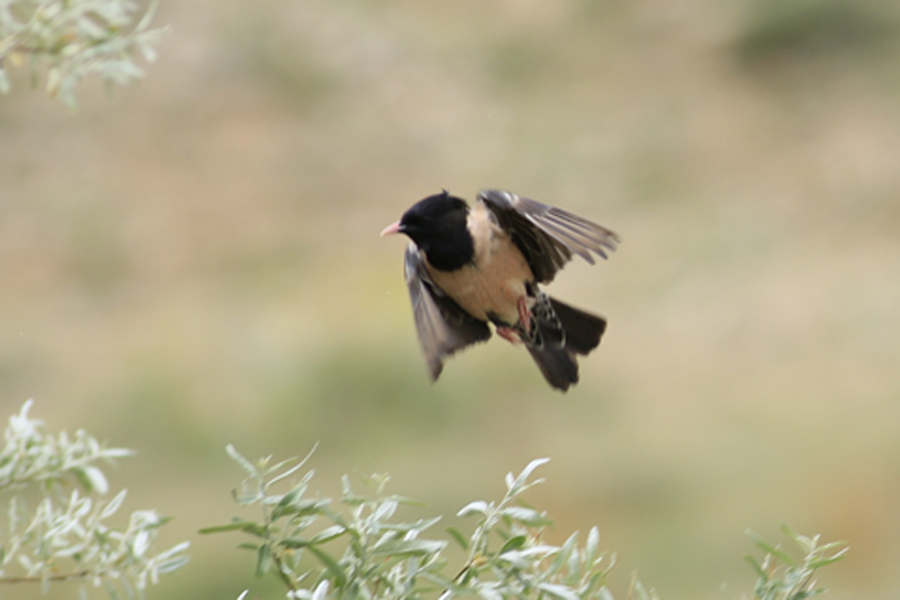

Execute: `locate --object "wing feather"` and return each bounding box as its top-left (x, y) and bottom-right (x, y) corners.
top-left (404, 244), bottom-right (491, 380)
top-left (478, 189), bottom-right (620, 283)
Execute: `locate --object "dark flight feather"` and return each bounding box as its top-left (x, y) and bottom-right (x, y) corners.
top-left (404, 244), bottom-right (491, 379)
top-left (478, 189), bottom-right (620, 283)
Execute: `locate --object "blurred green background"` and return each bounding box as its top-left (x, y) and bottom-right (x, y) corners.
top-left (3, 0), bottom-right (900, 598)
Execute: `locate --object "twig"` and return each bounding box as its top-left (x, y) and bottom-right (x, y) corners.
top-left (0, 569), bottom-right (92, 584)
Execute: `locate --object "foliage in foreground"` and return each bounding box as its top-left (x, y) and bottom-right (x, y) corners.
top-left (0, 400), bottom-right (848, 600)
top-left (0, 400), bottom-right (189, 598)
top-left (0, 0), bottom-right (167, 107)
top-left (203, 448), bottom-right (625, 600)
top-left (745, 525), bottom-right (849, 600)
top-left (204, 447), bottom-right (848, 600)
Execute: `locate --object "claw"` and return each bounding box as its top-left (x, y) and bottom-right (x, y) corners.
top-left (496, 326), bottom-right (522, 345)
top-left (517, 296), bottom-right (532, 333)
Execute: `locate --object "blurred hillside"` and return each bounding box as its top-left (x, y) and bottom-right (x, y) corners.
top-left (2, 0), bottom-right (900, 598)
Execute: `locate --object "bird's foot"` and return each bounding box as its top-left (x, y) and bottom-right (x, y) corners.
top-left (496, 326), bottom-right (522, 345)
top-left (517, 296), bottom-right (532, 333)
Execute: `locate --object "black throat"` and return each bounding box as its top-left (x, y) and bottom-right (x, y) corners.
top-left (420, 225), bottom-right (474, 272)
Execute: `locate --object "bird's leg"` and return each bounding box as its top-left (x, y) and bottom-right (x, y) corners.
top-left (496, 326), bottom-right (522, 345)
top-left (517, 296), bottom-right (532, 333)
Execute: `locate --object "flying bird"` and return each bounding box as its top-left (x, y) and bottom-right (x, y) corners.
top-left (381, 189), bottom-right (619, 391)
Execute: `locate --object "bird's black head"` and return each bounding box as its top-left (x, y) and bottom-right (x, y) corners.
top-left (398, 191), bottom-right (473, 271)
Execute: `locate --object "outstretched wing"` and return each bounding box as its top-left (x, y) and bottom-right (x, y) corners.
top-left (403, 244), bottom-right (491, 380)
top-left (477, 189), bottom-right (620, 283)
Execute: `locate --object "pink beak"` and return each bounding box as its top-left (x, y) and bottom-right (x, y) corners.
top-left (380, 221), bottom-right (402, 237)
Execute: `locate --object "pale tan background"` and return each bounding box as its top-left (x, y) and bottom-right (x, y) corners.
top-left (2, 0), bottom-right (900, 598)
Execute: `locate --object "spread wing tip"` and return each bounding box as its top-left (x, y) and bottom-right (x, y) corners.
top-left (479, 188), bottom-right (620, 246)
top-left (478, 188), bottom-right (620, 280)
top-left (426, 358), bottom-right (443, 382)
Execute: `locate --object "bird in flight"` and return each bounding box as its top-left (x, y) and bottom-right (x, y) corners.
top-left (381, 189), bottom-right (619, 391)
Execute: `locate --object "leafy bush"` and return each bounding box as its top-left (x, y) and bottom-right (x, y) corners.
top-left (0, 400), bottom-right (189, 598)
top-left (745, 525), bottom-right (849, 600)
top-left (202, 448), bottom-right (631, 600)
top-left (0, 401), bottom-right (850, 599)
top-left (0, 0), bottom-right (167, 107)
top-left (203, 447), bottom-right (848, 600)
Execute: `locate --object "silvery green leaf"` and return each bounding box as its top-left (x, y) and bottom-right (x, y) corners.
top-left (550, 532), bottom-right (579, 575)
top-left (311, 580), bottom-right (330, 600)
top-left (457, 501), bottom-right (488, 517)
top-left (80, 465), bottom-right (109, 494)
top-left (54, 541), bottom-right (88, 558)
top-left (538, 582), bottom-right (580, 600)
top-left (407, 515), bottom-right (442, 533)
top-left (370, 538), bottom-right (446, 558)
top-left (506, 458), bottom-right (550, 495)
top-left (226, 445), bottom-right (258, 477)
top-left (132, 529), bottom-right (150, 558)
top-left (631, 578), bottom-right (657, 600)
top-left (499, 534), bottom-right (527, 554)
top-left (311, 524), bottom-right (346, 544)
top-left (568, 544), bottom-right (581, 576)
top-left (103, 448), bottom-right (136, 459)
top-left (46, 65), bottom-right (61, 96)
top-left (518, 544), bottom-right (559, 559)
top-left (139, 41), bottom-right (159, 64)
top-left (513, 457), bottom-right (550, 489)
top-left (307, 546), bottom-right (346, 586)
top-left (500, 506), bottom-right (551, 527)
top-left (373, 530), bottom-right (398, 550)
top-left (476, 584), bottom-right (503, 600)
top-left (497, 550), bottom-right (529, 569)
top-left (582, 572), bottom-right (606, 596)
top-left (267, 446), bottom-right (316, 487)
top-left (809, 545), bottom-right (849, 569)
top-left (340, 474), bottom-right (354, 498)
top-left (586, 526), bottom-right (600, 565)
top-left (782, 523), bottom-right (815, 554)
top-left (18, 553), bottom-right (34, 572)
top-left (71, 492), bottom-right (93, 518)
top-left (372, 498), bottom-right (397, 522)
top-left (256, 543), bottom-right (272, 577)
top-left (446, 527), bottom-right (468, 550)
top-left (157, 541), bottom-right (191, 560)
top-left (131, 509), bottom-right (163, 528)
top-left (746, 529), bottom-right (796, 566)
top-left (199, 519), bottom-right (257, 534)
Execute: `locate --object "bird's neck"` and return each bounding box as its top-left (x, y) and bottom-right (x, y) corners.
top-left (422, 229), bottom-right (474, 272)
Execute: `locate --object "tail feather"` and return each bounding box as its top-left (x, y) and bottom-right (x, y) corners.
top-left (526, 344), bottom-right (579, 392)
top-left (526, 296), bottom-right (608, 391)
top-left (548, 298), bottom-right (606, 355)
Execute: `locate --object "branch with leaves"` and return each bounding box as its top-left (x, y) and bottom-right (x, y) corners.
top-left (745, 525), bottom-right (849, 600)
top-left (0, 0), bottom-right (168, 107)
top-left (0, 400), bottom-right (189, 598)
top-left (203, 447), bottom-right (640, 600)
top-left (205, 447), bottom-right (850, 600)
